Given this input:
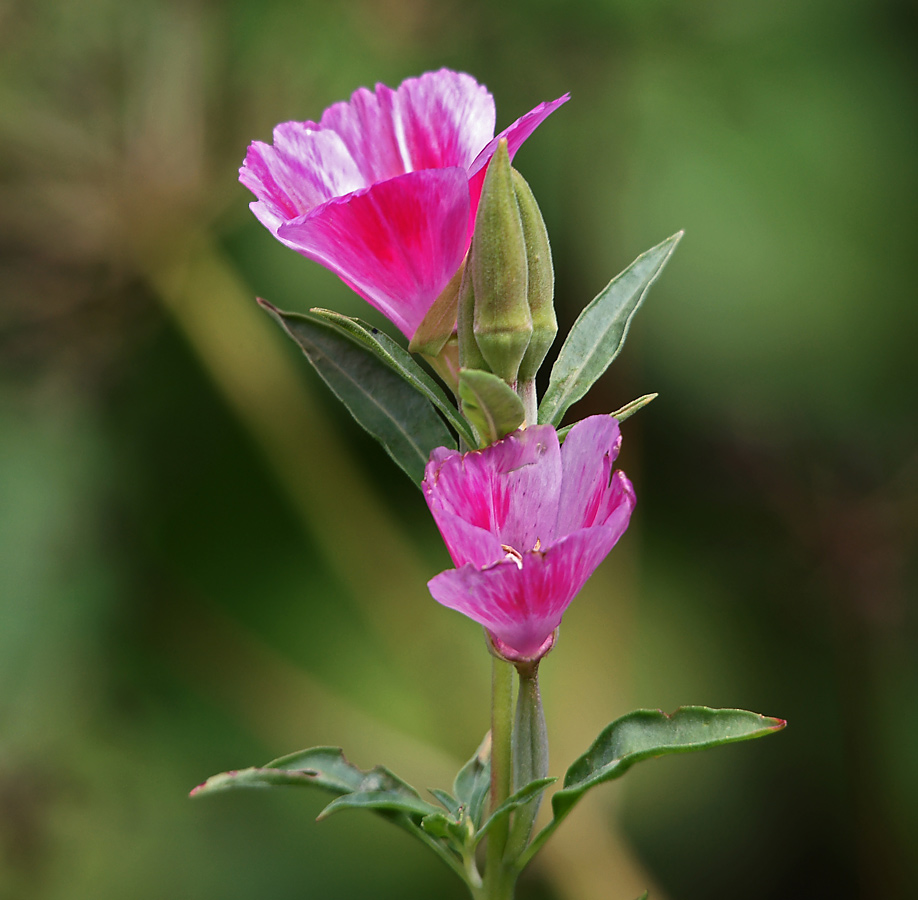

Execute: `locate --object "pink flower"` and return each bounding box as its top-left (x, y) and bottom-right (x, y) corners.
top-left (240, 70), bottom-right (568, 339)
top-left (423, 416), bottom-right (635, 660)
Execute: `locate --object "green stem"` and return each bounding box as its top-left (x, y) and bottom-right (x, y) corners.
top-left (506, 660), bottom-right (548, 859)
top-left (484, 656), bottom-right (514, 898)
top-left (518, 379), bottom-right (538, 426)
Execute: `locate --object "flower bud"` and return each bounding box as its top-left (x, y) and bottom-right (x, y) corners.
top-left (512, 169), bottom-right (557, 382)
top-left (457, 256), bottom-right (491, 372)
top-left (470, 138), bottom-right (532, 384)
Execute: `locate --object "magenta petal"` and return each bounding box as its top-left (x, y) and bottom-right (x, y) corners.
top-left (555, 415), bottom-right (623, 534)
top-left (467, 93), bottom-right (570, 223)
top-left (428, 526), bottom-right (623, 658)
top-left (278, 168), bottom-right (471, 338)
top-left (424, 425), bottom-right (562, 553)
top-left (426, 507), bottom-right (505, 568)
top-left (390, 69), bottom-right (496, 172)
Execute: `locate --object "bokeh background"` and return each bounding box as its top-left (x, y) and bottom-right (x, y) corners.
top-left (2, 0), bottom-right (916, 898)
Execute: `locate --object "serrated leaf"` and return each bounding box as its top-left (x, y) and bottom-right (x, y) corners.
top-left (309, 307), bottom-right (476, 447)
top-left (453, 733), bottom-right (491, 828)
top-left (260, 302), bottom-right (455, 483)
top-left (557, 394), bottom-right (659, 441)
top-left (458, 368), bottom-right (524, 446)
top-left (538, 232), bottom-right (682, 427)
top-left (520, 707), bottom-right (785, 866)
top-left (474, 777), bottom-right (556, 844)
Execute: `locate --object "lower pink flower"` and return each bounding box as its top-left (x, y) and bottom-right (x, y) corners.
top-left (423, 416), bottom-right (636, 659)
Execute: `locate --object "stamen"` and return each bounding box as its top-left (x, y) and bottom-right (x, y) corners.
top-left (501, 544), bottom-right (523, 569)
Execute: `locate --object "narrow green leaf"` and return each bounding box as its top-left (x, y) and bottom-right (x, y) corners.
top-left (520, 707), bottom-right (785, 866)
top-left (191, 746), bottom-right (369, 798)
top-left (192, 747), bottom-right (471, 882)
top-left (309, 307), bottom-right (476, 447)
top-left (538, 232), bottom-right (682, 427)
top-left (474, 777), bottom-right (556, 844)
top-left (453, 733), bottom-right (491, 828)
top-left (609, 392), bottom-right (658, 423)
top-left (429, 788), bottom-right (462, 817)
top-left (557, 394), bottom-right (659, 441)
top-left (458, 368), bottom-right (524, 446)
top-left (260, 301), bottom-right (455, 484)
top-left (634, 893), bottom-right (649, 900)
top-left (318, 790), bottom-right (442, 821)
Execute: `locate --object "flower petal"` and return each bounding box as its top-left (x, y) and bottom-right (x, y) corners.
top-left (241, 125), bottom-right (364, 223)
top-left (427, 525), bottom-right (626, 658)
top-left (278, 168), bottom-right (471, 338)
top-left (423, 425), bottom-right (562, 555)
top-left (317, 70), bottom-right (495, 185)
top-left (555, 415), bottom-right (624, 534)
top-left (390, 69), bottom-right (496, 172)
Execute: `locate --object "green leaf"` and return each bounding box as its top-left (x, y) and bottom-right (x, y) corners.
top-left (556, 394), bottom-right (659, 441)
top-left (309, 307), bottom-right (476, 447)
top-left (458, 368), bottom-right (525, 446)
top-left (474, 777), bottom-right (556, 844)
top-left (192, 746), bottom-right (470, 882)
top-left (538, 232), bottom-right (682, 427)
top-left (453, 733), bottom-right (491, 828)
top-left (314, 762), bottom-right (438, 821)
top-left (429, 788), bottom-right (461, 817)
top-left (609, 392), bottom-right (658, 424)
top-left (191, 746), bottom-right (370, 797)
top-left (260, 302), bottom-right (456, 483)
top-left (634, 893), bottom-right (649, 900)
top-left (520, 707), bottom-right (785, 866)
top-left (317, 790), bottom-right (441, 821)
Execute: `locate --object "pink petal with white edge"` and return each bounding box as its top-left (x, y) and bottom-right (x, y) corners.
top-left (318, 70), bottom-right (496, 185)
top-left (389, 69), bottom-right (496, 172)
top-left (428, 526), bottom-right (625, 659)
top-left (466, 93), bottom-right (570, 228)
top-left (278, 168), bottom-right (470, 339)
top-left (555, 415), bottom-right (624, 534)
top-left (241, 126), bottom-right (364, 224)
top-left (424, 425), bottom-right (562, 553)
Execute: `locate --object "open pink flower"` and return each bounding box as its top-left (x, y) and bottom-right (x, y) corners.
top-left (240, 69), bottom-right (568, 339)
top-left (423, 416), bottom-right (635, 660)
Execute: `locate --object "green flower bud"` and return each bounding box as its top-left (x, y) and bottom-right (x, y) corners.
top-left (512, 168), bottom-right (557, 383)
top-left (470, 139), bottom-right (532, 385)
top-left (457, 259), bottom-right (490, 372)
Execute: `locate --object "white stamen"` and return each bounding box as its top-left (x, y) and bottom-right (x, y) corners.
top-left (501, 544), bottom-right (523, 569)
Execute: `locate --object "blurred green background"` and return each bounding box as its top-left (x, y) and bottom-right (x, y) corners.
top-left (2, 0), bottom-right (916, 898)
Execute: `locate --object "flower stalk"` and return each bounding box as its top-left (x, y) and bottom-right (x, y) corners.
top-left (485, 655), bottom-right (516, 898)
top-left (507, 658), bottom-right (549, 859)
